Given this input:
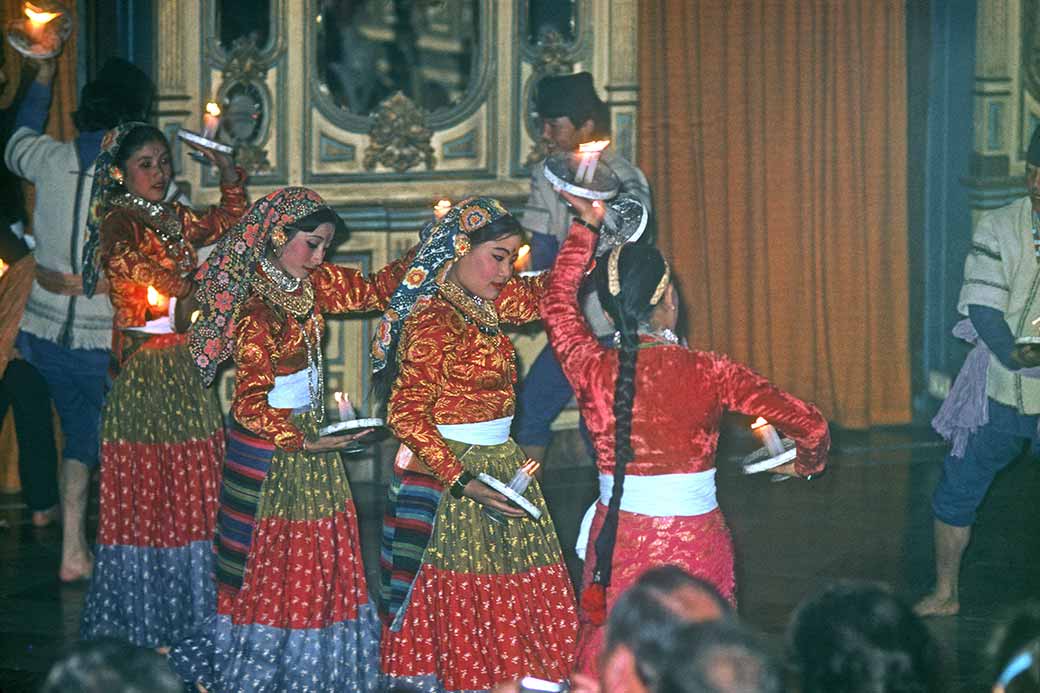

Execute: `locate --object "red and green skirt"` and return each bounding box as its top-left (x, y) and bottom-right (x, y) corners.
top-left (169, 416), bottom-right (382, 692)
top-left (381, 439), bottom-right (578, 692)
top-left (573, 504), bottom-right (736, 675)
top-left (81, 334), bottom-right (224, 647)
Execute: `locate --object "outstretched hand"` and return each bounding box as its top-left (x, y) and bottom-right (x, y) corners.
top-left (462, 478), bottom-right (527, 518)
top-left (558, 189), bottom-right (606, 228)
top-left (303, 428), bottom-right (374, 452)
top-left (184, 140), bottom-right (237, 184)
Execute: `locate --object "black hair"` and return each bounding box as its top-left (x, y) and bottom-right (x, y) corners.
top-left (655, 621), bottom-right (783, 693)
top-left (73, 58), bottom-right (155, 132)
top-left (787, 581), bottom-right (941, 693)
top-left (585, 244), bottom-right (669, 592)
top-left (40, 637), bottom-right (182, 693)
top-left (113, 125), bottom-right (169, 173)
top-left (987, 602), bottom-right (1040, 693)
top-left (284, 206), bottom-right (349, 243)
top-left (371, 213), bottom-right (522, 412)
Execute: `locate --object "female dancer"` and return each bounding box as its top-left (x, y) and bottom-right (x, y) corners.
top-left (376, 197), bottom-right (578, 692)
top-left (543, 193), bottom-right (830, 674)
top-left (79, 123), bottom-right (246, 647)
top-left (171, 186), bottom-right (412, 692)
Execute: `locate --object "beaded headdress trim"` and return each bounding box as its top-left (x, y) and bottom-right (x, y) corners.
top-left (607, 244), bottom-right (671, 305)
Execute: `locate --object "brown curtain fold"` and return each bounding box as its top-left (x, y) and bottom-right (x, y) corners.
top-left (639, 0), bottom-right (910, 428)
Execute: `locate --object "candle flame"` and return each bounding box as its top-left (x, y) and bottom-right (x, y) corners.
top-left (578, 139), bottom-right (610, 153)
top-left (750, 416), bottom-right (770, 430)
top-left (517, 244), bottom-right (530, 260)
top-left (1032, 315), bottom-right (1040, 327)
top-left (0, 258), bottom-right (8, 279)
top-left (205, 101), bottom-right (221, 117)
top-left (24, 3), bottom-right (60, 25)
top-left (146, 285), bottom-right (162, 307)
top-left (334, 391), bottom-right (345, 403)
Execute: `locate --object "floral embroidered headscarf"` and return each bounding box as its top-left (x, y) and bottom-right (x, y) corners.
top-left (370, 195), bottom-right (511, 373)
top-left (81, 121), bottom-right (148, 298)
top-left (189, 186), bottom-right (329, 385)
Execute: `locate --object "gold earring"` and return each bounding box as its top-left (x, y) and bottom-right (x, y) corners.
top-left (111, 168), bottom-right (124, 185)
top-left (271, 226), bottom-right (287, 249)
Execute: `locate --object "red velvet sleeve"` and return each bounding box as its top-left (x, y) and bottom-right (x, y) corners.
top-left (540, 223), bottom-right (605, 399)
top-left (177, 167), bottom-right (249, 247)
top-left (495, 271), bottom-right (549, 324)
top-left (313, 245), bottom-right (416, 314)
top-left (713, 354), bottom-right (830, 475)
top-left (231, 306), bottom-right (305, 451)
top-left (386, 306), bottom-right (464, 485)
top-left (102, 211), bottom-right (194, 301)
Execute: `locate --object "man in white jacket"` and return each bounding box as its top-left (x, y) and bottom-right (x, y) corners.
top-left (5, 57), bottom-right (154, 581)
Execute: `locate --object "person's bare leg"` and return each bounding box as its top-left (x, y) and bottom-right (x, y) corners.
top-left (58, 458), bottom-right (93, 582)
top-left (522, 444), bottom-right (547, 465)
top-left (914, 519), bottom-right (969, 616)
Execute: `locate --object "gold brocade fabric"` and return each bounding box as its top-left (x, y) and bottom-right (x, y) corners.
top-left (101, 338), bottom-right (223, 444)
top-left (423, 439), bottom-right (566, 575)
top-left (255, 414), bottom-right (354, 523)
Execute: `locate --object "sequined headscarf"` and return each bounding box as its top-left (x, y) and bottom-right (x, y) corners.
top-left (370, 196), bottom-right (511, 373)
top-left (81, 121), bottom-right (148, 297)
top-left (189, 186), bottom-right (330, 385)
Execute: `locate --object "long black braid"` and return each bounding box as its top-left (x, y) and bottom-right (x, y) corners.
top-left (589, 243), bottom-right (669, 590)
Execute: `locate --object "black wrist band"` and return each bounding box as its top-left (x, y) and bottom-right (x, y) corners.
top-left (573, 217), bottom-right (601, 233)
top-left (450, 470), bottom-right (474, 499)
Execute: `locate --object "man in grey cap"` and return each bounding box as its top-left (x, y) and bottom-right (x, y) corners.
top-left (515, 71), bottom-right (652, 464)
top-left (917, 125), bottom-right (1040, 616)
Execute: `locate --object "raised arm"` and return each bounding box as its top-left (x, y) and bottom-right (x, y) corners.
top-left (231, 306), bottom-right (305, 451)
top-left (494, 271), bottom-right (549, 324)
top-left (540, 222), bottom-right (605, 398)
top-left (313, 244), bottom-right (418, 314)
top-left (178, 169), bottom-right (248, 247)
top-left (714, 354), bottom-right (830, 477)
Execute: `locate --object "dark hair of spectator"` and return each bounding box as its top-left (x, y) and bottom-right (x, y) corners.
top-left (656, 620), bottom-right (783, 693)
top-left (40, 637), bottom-right (182, 693)
top-left (787, 581), bottom-right (941, 693)
top-left (988, 602), bottom-right (1040, 693)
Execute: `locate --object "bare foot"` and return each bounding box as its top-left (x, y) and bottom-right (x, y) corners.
top-left (32, 506), bottom-right (60, 528)
top-left (196, 682), bottom-right (209, 693)
top-left (155, 646), bottom-right (171, 655)
top-left (913, 592), bottom-right (959, 617)
top-left (59, 550), bottom-right (94, 583)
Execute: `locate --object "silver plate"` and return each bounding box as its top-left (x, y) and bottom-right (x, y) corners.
top-left (739, 438), bottom-right (797, 474)
top-left (477, 472), bottom-right (542, 519)
top-left (318, 417), bottom-right (385, 437)
top-left (176, 129), bottom-right (235, 155)
top-left (597, 194), bottom-right (649, 255)
top-left (543, 151), bottom-right (620, 201)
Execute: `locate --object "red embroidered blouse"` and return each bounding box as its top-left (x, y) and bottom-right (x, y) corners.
top-left (100, 171), bottom-right (248, 331)
top-left (232, 258), bottom-right (412, 451)
top-left (542, 224), bottom-right (829, 477)
top-left (387, 275), bottom-right (548, 484)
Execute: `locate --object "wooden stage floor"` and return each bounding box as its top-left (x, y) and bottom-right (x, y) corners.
top-left (0, 421), bottom-right (1037, 692)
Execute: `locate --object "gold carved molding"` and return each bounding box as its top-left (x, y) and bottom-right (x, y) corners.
top-left (363, 92), bottom-right (436, 173)
top-left (219, 36), bottom-right (275, 174)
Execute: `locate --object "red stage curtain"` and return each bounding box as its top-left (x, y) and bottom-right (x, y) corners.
top-left (638, 0), bottom-right (910, 427)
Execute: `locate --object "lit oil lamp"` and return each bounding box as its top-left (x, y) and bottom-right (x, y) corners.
top-left (146, 285), bottom-right (169, 314)
top-left (750, 416), bottom-right (786, 457)
top-left (574, 139), bottom-right (610, 184)
top-left (201, 102), bottom-right (221, 139)
top-left (542, 138), bottom-right (619, 201)
top-left (0, 258), bottom-right (9, 281)
top-left (7, 1), bottom-right (71, 58)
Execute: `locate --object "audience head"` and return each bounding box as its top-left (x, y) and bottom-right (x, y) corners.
top-left (989, 602), bottom-right (1040, 693)
top-left (40, 638), bottom-right (182, 693)
top-left (74, 58), bottom-right (155, 132)
top-left (655, 620), bottom-right (783, 693)
top-left (534, 71), bottom-right (610, 153)
top-left (787, 581), bottom-right (940, 693)
top-left (595, 566), bottom-right (734, 693)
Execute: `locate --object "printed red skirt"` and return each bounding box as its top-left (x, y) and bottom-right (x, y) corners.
top-left (574, 504), bottom-right (736, 675)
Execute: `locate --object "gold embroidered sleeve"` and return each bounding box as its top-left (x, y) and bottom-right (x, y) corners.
top-left (314, 243), bottom-right (418, 314)
top-left (101, 212), bottom-right (193, 299)
top-left (386, 308), bottom-right (463, 484)
top-left (178, 168), bottom-right (249, 247)
top-left (231, 309), bottom-right (304, 450)
top-left (494, 272), bottom-right (549, 324)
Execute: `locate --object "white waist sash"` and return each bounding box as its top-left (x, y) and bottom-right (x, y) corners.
top-left (436, 416), bottom-right (513, 445)
top-left (267, 368), bottom-right (312, 409)
top-left (575, 470), bottom-right (718, 560)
